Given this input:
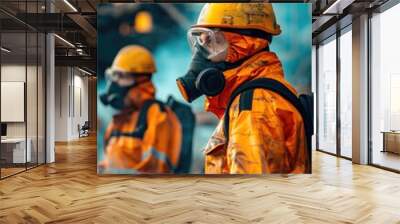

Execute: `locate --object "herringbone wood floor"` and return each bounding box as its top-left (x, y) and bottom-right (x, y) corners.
top-left (1, 135), bottom-right (400, 224)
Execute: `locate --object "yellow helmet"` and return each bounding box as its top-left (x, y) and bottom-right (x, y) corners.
top-left (110, 45), bottom-right (156, 74)
top-left (193, 3), bottom-right (281, 36)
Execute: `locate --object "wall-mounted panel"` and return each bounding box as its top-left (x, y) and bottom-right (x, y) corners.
top-left (1, 82), bottom-right (25, 122)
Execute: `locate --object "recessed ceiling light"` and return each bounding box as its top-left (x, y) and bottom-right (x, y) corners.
top-left (1, 47), bottom-right (11, 53)
top-left (54, 34), bottom-right (75, 48)
top-left (322, 0), bottom-right (354, 15)
top-left (63, 0), bottom-right (78, 12)
top-left (78, 67), bottom-right (92, 76)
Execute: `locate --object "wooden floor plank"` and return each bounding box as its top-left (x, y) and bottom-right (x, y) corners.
top-left (0, 135), bottom-right (400, 223)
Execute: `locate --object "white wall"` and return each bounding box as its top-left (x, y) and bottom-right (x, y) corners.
top-left (72, 73), bottom-right (89, 138)
top-left (55, 66), bottom-right (69, 141)
top-left (55, 67), bottom-right (89, 141)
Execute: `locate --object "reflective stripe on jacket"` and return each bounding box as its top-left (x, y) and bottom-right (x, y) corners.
top-left (102, 83), bottom-right (182, 173)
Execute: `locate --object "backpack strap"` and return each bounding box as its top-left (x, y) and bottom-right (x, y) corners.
top-left (166, 95), bottom-right (195, 173)
top-left (106, 100), bottom-right (165, 145)
top-left (223, 78), bottom-right (312, 173)
top-left (134, 99), bottom-right (166, 139)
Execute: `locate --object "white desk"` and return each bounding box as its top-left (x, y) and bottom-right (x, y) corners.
top-left (1, 138), bottom-right (31, 163)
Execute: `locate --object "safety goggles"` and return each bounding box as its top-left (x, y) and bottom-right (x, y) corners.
top-left (105, 68), bottom-right (149, 87)
top-left (187, 27), bottom-right (229, 62)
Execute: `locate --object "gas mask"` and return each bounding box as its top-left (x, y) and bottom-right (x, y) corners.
top-left (177, 28), bottom-right (239, 102)
top-left (177, 27), bottom-right (271, 103)
top-left (100, 69), bottom-right (150, 110)
top-left (176, 46), bottom-right (232, 102)
top-left (100, 81), bottom-right (134, 110)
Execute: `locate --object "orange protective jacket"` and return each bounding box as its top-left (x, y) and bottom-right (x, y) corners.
top-left (101, 82), bottom-right (182, 173)
top-left (204, 51), bottom-right (309, 174)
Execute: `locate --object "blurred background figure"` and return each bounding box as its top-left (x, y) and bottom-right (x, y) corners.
top-left (99, 45), bottom-right (194, 174)
top-left (97, 3), bottom-right (311, 174)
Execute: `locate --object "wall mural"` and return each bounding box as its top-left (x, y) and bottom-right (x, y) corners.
top-left (97, 3), bottom-right (312, 175)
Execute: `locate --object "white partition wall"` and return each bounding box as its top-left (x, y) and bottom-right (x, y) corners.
top-left (1, 33), bottom-right (28, 176)
top-left (0, 0), bottom-right (47, 179)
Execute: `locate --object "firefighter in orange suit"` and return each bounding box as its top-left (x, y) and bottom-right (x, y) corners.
top-left (100, 45), bottom-right (182, 173)
top-left (176, 3), bottom-right (310, 174)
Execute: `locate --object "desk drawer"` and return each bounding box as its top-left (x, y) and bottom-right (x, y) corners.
top-left (384, 133), bottom-right (400, 154)
top-left (0, 140), bottom-right (31, 164)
